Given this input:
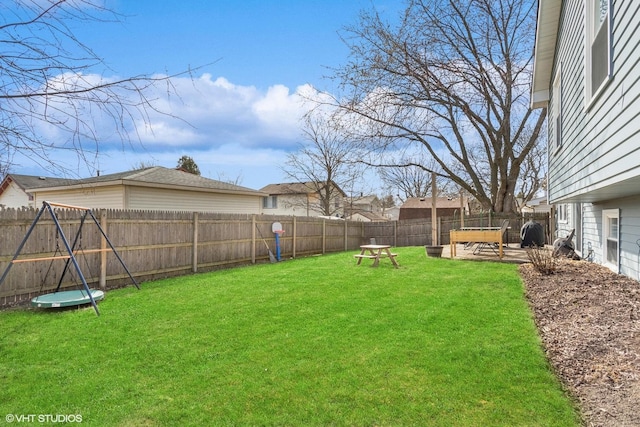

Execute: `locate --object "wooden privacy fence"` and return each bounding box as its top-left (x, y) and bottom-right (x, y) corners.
top-left (0, 207), bottom-right (550, 307)
top-left (440, 212), bottom-right (552, 247)
top-left (357, 212), bottom-right (552, 248)
top-left (0, 209), bottom-right (367, 307)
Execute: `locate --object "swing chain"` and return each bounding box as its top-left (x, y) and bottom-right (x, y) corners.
top-left (39, 227), bottom-right (61, 293)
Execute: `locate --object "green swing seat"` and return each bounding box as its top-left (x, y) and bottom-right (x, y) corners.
top-left (31, 289), bottom-right (105, 309)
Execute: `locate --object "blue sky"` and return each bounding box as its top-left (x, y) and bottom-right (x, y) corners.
top-left (11, 0), bottom-right (404, 190)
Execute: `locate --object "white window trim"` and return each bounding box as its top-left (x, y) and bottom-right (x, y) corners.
top-left (602, 208), bottom-right (619, 273)
top-left (263, 195), bottom-right (278, 209)
top-left (585, 0), bottom-right (613, 109)
top-left (557, 204), bottom-right (568, 223)
top-left (573, 203), bottom-right (583, 257)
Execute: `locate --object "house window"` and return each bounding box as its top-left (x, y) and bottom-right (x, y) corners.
top-left (603, 208), bottom-right (619, 271)
top-left (263, 195), bottom-right (277, 209)
top-left (557, 204), bottom-right (568, 223)
top-left (585, 0), bottom-right (612, 105)
top-left (552, 69), bottom-right (562, 150)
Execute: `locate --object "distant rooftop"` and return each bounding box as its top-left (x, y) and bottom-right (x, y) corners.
top-left (21, 167), bottom-right (266, 196)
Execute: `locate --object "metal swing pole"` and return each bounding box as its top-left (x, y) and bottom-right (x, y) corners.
top-left (43, 202), bottom-right (100, 315)
top-left (0, 202), bottom-right (49, 289)
top-left (0, 203), bottom-right (47, 288)
top-left (86, 209), bottom-right (140, 289)
top-left (55, 209), bottom-right (90, 293)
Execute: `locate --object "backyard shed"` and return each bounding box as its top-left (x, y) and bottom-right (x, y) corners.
top-left (399, 197), bottom-right (469, 221)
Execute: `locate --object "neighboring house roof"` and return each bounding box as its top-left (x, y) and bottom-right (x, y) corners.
top-left (260, 182), bottom-right (313, 194)
top-left (531, 0), bottom-right (562, 108)
top-left (347, 195), bottom-right (382, 213)
top-left (260, 181), bottom-right (346, 197)
top-left (399, 197), bottom-right (469, 221)
top-left (348, 210), bottom-right (388, 222)
top-left (27, 167), bottom-right (266, 197)
top-left (0, 174), bottom-right (75, 208)
top-left (524, 196), bottom-right (549, 206)
top-left (1, 174), bottom-right (74, 193)
top-left (521, 196), bottom-right (552, 213)
top-left (351, 195), bottom-right (379, 205)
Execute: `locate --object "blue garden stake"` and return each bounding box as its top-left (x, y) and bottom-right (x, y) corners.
top-left (272, 222), bottom-right (283, 262)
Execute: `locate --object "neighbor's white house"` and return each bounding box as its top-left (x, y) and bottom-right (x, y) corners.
top-left (0, 174), bottom-right (70, 209)
top-left (344, 195), bottom-right (389, 222)
top-left (260, 181), bottom-right (346, 217)
top-left (520, 195), bottom-right (553, 216)
top-left (531, 0), bottom-right (640, 278)
top-left (0, 167), bottom-right (267, 214)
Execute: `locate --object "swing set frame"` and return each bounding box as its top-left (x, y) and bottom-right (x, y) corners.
top-left (0, 201), bottom-right (139, 315)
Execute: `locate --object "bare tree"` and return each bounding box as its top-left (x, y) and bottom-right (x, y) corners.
top-left (377, 193), bottom-right (396, 218)
top-left (377, 156), bottom-right (455, 202)
top-left (0, 0), bottom-right (196, 176)
top-left (0, 147), bottom-right (12, 179)
top-left (331, 0), bottom-right (545, 213)
top-left (283, 110), bottom-right (365, 217)
top-left (215, 171), bottom-right (244, 186)
top-left (132, 160), bottom-right (159, 170)
top-left (515, 124), bottom-right (547, 205)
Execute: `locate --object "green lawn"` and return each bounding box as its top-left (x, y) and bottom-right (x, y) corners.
top-left (0, 247), bottom-right (579, 426)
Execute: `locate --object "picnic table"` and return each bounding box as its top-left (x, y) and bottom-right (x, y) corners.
top-left (354, 244), bottom-right (399, 268)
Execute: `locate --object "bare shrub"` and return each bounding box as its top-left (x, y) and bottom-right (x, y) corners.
top-left (525, 246), bottom-right (558, 275)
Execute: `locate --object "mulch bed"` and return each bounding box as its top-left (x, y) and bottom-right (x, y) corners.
top-left (519, 259), bottom-right (640, 427)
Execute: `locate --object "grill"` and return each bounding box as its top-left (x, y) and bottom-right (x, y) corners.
top-left (520, 220), bottom-right (545, 248)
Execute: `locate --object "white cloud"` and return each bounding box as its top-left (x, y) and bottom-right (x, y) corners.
top-left (13, 72), bottom-right (340, 188)
top-left (28, 72), bottom-right (335, 156)
top-left (133, 120), bottom-right (203, 146)
top-left (252, 84), bottom-right (303, 126)
top-left (134, 74), bottom-right (312, 150)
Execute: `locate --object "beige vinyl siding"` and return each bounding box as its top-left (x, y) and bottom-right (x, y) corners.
top-left (549, 0), bottom-right (640, 203)
top-left (126, 186), bottom-right (261, 214)
top-left (264, 193), bottom-right (341, 217)
top-left (33, 185), bottom-right (125, 209)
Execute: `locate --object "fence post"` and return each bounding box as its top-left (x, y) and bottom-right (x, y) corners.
top-left (460, 192), bottom-right (465, 228)
top-left (344, 220), bottom-right (348, 251)
top-left (99, 210), bottom-right (107, 291)
top-left (322, 219), bottom-right (326, 254)
top-left (431, 172), bottom-right (438, 245)
top-left (292, 216), bottom-right (297, 259)
top-left (394, 221), bottom-right (398, 247)
top-left (251, 215), bottom-right (256, 264)
top-left (192, 212), bottom-right (199, 273)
